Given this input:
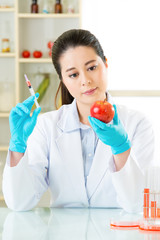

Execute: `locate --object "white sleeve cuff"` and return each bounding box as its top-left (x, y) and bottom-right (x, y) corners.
top-left (110, 149), bottom-right (144, 213)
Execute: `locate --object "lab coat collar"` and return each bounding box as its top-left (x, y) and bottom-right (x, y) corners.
top-left (107, 92), bottom-right (114, 105)
top-left (57, 92), bottom-right (114, 133)
top-left (57, 99), bottom-right (81, 133)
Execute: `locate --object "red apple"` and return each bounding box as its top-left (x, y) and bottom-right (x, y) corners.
top-left (47, 41), bottom-right (54, 49)
top-left (90, 100), bottom-right (115, 123)
top-left (22, 50), bottom-right (30, 58)
top-left (33, 50), bottom-right (42, 58)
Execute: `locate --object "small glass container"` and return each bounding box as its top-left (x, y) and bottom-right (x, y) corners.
top-left (0, 80), bottom-right (14, 112)
top-left (139, 218), bottom-right (160, 231)
top-left (31, 0), bottom-right (39, 13)
top-left (67, 5), bottom-right (75, 13)
top-left (1, 38), bottom-right (10, 52)
top-left (55, 0), bottom-right (62, 13)
top-left (43, 0), bottom-right (50, 13)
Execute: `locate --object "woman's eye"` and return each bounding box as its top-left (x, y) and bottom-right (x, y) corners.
top-left (69, 73), bottom-right (78, 78)
top-left (88, 65), bottom-right (97, 71)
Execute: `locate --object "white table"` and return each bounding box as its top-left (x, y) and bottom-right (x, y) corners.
top-left (0, 207), bottom-right (159, 240)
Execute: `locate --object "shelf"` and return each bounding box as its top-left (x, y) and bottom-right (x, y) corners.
top-left (0, 146), bottom-right (8, 151)
top-left (0, 112), bottom-right (10, 117)
top-left (18, 13), bottom-right (80, 18)
top-left (19, 58), bottom-right (52, 63)
top-left (109, 90), bottom-right (160, 97)
top-left (0, 0), bottom-right (81, 159)
top-left (0, 53), bottom-right (16, 57)
top-left (0, 7), bottom-right (15, 12)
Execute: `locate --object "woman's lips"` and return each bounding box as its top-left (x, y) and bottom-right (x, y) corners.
top-left (83, 87), bottom-right (97, 95)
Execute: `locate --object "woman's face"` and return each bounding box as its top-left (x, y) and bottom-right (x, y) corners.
top-left (60, 46), bottom-right (108, 107)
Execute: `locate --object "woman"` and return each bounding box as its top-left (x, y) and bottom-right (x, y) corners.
top-left (2, 29), bottom-right (154, 212)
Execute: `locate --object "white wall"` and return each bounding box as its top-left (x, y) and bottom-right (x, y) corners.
top-left (82, 0), bottom-right (160, 90)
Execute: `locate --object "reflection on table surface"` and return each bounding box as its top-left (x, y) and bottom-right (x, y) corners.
top-left (0, 207), bottom-right (160, 240)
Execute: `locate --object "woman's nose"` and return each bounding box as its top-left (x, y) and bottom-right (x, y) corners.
top-left (81, 78), bottom-right (91, 86)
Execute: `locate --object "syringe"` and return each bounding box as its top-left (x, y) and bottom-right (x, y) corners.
top-left (24, 74), bottom-right (40, 108)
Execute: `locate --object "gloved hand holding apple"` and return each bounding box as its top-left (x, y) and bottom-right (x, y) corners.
top-left (88, 100), bottom-right (131, 155)
top-left (90, 100), bottom-right (115, 123)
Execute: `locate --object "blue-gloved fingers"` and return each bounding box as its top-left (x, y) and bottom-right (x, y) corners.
top-left (31, 107), bottom-right (41, 124)
top-left (23, 95), bottom-right (35, 105)
top-left (88, 116), bottom-right (99, 131)
top-left (88, 116), bottom-right (110, 130)
top-left (10, 106), bottom-right (24, 117)
top-left (113, 104), bottom-right (118, 125)
top-left (22, 93), bottom-right (39, 110)
top-left (9, 107), bottom-right (17, 117)
top-left (15, 103), bottom-right (30, 115)
top-left (35, 92), bottom-right (39, 98)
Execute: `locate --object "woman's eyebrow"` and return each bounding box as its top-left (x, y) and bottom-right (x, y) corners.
top-left (65, 60), bottom-right (96, 72)
top-left (66, 67), bottom-right (76, 72)
top-left (85, 60), bottom-right (96, 66)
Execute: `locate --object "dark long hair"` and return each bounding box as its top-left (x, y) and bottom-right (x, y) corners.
top-left (52, 29), bottom-right (106, 109)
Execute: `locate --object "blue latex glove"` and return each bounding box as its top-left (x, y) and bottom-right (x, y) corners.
top-left (9, 93), bottom-right (41, 153)
top-left (88, 104), bottom-right (131, 155)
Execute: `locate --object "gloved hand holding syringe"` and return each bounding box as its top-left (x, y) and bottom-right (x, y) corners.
top-left (9, 74), bottom-right (41, 153)
top-left (24, 74), bottom-right (40, 108)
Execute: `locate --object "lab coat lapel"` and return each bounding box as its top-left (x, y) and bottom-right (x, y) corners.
top-left (55, 100), bottom-right (88, 204)
top-left (55, 131), bottom-right (88, 204)
top-left (86, 92), bottom-right (114, 200)
top-left (87, 140), bottom-right (112, 200)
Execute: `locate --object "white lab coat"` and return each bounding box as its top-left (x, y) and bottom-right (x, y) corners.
top-left (2, 97), bottom-right (154, 212)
